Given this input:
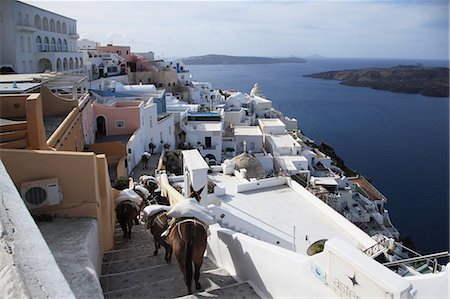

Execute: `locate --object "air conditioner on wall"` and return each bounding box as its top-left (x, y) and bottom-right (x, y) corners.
top-left (20, 178), bottom-right (62, 209)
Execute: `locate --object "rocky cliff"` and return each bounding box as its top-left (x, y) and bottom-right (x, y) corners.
top-left (304, 66), bottom-right (449, 97)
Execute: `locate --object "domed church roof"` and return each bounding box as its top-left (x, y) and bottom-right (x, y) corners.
top-left (231, 152), bottom-right (265, 179)
top-left (250, 83), bottom-right (263, 97)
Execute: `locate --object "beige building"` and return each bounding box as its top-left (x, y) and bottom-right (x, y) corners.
top-left (96, 43), bottom-right (130, 58)
top-left (0, 75), bottom-right (116, 259)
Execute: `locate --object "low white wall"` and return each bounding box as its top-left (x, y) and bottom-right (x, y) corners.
top-left (0, 161), bottom-right (75, 298)
top-left (207, 224), bottom-right (335, 298)
top-left (236, 176), bottom-right (288, 193)
top-left (287, 179), bottom-right (376, 250)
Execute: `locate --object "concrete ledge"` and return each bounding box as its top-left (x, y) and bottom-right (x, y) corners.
top-left (0, 160), bottom-right (75, 298)
top-left (39, 217), bottom-right (102, 299)
top-left (236, 176), bottom-right (288, 193)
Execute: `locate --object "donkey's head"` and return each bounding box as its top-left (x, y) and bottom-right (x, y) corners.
top-left (190, 185), bottom-right (205, 202)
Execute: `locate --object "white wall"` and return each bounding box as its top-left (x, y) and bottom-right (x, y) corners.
top-left (207, 224), bottom-right (336, 299)
top-left (254, 153), bottom-right (274, 173)
top-left (235, 135), bottom-right (263, 154)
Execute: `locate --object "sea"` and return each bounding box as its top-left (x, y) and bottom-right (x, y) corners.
top-left (187, 58), bottom-right (449, 255)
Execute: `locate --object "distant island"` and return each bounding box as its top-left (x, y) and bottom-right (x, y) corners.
top-left (182, 54), bottom-right (306, 65)
top-left (304, 66), bottom-right (449, 97)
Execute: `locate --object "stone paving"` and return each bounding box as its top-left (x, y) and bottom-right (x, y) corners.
top-left (101, 221), bottom-right (260, 298)
top-left (102, 154), bottom-right (260, 298)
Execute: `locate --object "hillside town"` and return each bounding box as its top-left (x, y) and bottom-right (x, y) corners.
top-left (0, 1), bottom-right (448, 298)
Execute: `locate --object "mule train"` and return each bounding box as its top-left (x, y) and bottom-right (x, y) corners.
top-left (115, 176), bottom-right (212, 295)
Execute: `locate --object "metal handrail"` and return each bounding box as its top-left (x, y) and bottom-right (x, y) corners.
top-left (382, 251), bottom-right (449, 267)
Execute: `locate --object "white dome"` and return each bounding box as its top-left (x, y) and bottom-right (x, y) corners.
top-left (250, 83), bottom-right (263, 97)
top-left (231, 153), bottom-right (265, 179)
top-left (225, 92), bottom-right (245, 108)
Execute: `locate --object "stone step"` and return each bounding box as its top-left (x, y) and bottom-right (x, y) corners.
top-left (102, 266), bottom-right (236, 298)
top-left (177, 281), bottom-right (260, 299)
top-left (101, 257), bottom-right (218, 293)
top-left (102, 252), bottom-right (170, 275)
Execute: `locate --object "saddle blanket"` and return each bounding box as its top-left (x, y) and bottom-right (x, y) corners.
top-left (143, 205), bottom-right (171, 218)
top-left (167, 198), bottom-right (215, 225)
top-left (115, 188), bottom-right (142, 208)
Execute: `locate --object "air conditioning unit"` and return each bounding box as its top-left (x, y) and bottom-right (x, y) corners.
top-left (20, 178), bottom-right (62, 209)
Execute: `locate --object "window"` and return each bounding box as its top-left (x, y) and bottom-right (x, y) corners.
top-left (205, 137), bottom-right (212, 148)
top-left (50, 19), bottom-right (55, 32)
top-left (115, 120), bottom-right (125, 128)
top-left (43, 37), bottom-right (49, 51)
top-left (27, 37), bottom-right (31, 52)
top-left (17, 12), bottom-right (22, 25)
top-left (36, 36), bottom-right (42, 51)
top-left (20, 36), bottom-right (24, 52)
top-left (57, 38), bottom-right (62, 52)
top-left (43, 17), bottom-right (48, 31)
top-left (34, 15), bottom-right (41, 29)
top-left (56, 20), bottom-right (61, 33)
top-left (51, 38), bottom-right (56, 51)
top-left (62, 22), bottom-right (67, 34)
top-left (63, 39), bottom-right (67, 51)
top-left (149, 117), bottom-right (153, 128)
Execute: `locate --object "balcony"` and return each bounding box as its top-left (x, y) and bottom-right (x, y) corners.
top-left (16, 24), bottom-right (37, 32)
top-left (69, 33), bottom-right (80, 39)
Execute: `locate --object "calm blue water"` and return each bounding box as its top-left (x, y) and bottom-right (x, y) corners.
top-left (188, 58), bottom-right (449, 255)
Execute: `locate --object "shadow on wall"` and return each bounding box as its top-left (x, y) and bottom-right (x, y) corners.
top-left (215, 230), bottom-right (271, 298)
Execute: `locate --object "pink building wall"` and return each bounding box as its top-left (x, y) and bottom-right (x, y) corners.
top-left (94, 101), bottom-right (142, 136)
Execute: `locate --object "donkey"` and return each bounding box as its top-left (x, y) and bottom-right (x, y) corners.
top-left (116, 201), bottom-right (141, 240)
top-left (167, 185), bottom-right (207, 294)
top-left (147, 210), bottom-right (172, 263)
top-left (116, 189), bottom-right (147, 241)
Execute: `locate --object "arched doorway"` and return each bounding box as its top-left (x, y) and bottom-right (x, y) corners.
top-left (37, 58), bottom-right (52, 72)
top-left (56, 58), bottom-right (61, 72)
top-left (96, 116), bottom-right (106, 137)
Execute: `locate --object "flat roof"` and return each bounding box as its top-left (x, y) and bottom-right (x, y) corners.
top-left (258, 118), bottom-right (285, 127)
top-left (234, 126), bottom-right (263, 136)
top-left (266, 134), bottom-right (299, 147)
top-left (275, 156), bottom-right (308, 172)
top-left (0, 82), bottom-right (41, 94)
top-left (209, 173), bottom-right (375, 255)
top-left (0, 73), bottom-right (56, 83)
top-left (186, 122), bottom-right (222, 132)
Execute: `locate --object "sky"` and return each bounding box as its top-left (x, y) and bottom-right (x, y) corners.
top-left (23, 0), bottom-right (449, 60)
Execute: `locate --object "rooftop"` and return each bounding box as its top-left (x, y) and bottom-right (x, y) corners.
top-left (0, 83), bottom-right (41, 94)
top-left (185, 122), bottom-right (222, 132)
top-left (275, 155), bottom-right (308, 172)
top-left (234, 126), bottom-right (263, 136)
top-left (266, 133), bottom-right (300, 147)
top-left (258, 118), bottom-right (285, 127)
top-left (208, 172), bottom-right (376, 255)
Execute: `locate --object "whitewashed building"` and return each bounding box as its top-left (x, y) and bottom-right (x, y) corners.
top-left (234, 126), bottom-right (263, 154)
top-left (258, 118), bottom-right (286, 137)
top-left (265, 133), bottom-right (302, 156)
top-left (182, 113), bottom-right (222, 162)
top-left (0, 0), bottom-right (83, 73)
